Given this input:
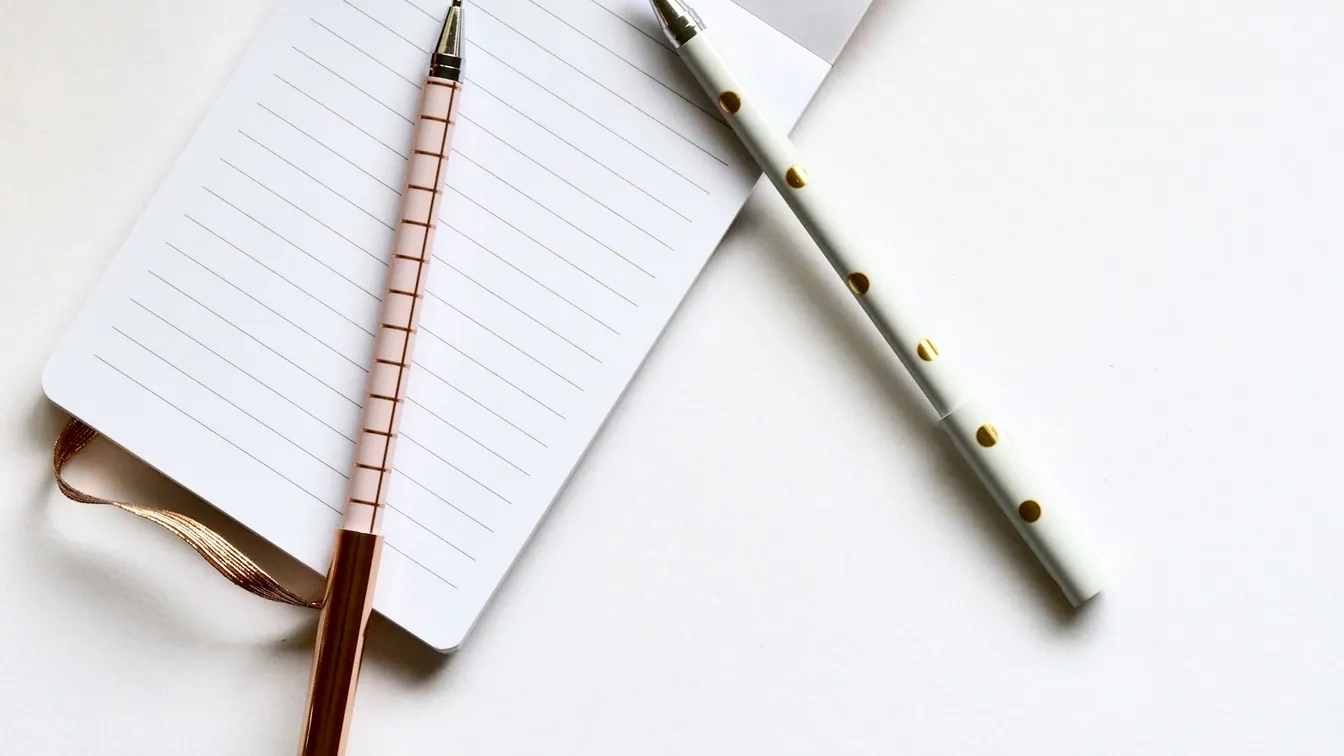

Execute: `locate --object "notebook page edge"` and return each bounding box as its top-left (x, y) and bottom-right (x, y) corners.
top-left (439, 12), bottom-right (844, 654)
top-left (727, 0), bottom-right (874, 65)
top-left (40, 0), bottom-right (857, 652)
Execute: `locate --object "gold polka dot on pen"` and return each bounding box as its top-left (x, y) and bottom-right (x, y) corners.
top-left (916, 339), bottom-right (938, 362)
top-left (847, 272), bottom-right (869, 295)
top-left (1018, 500), bottom-right (1042, 523)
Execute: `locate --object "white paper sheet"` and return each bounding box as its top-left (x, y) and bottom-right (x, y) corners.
top-left (44, 0), bottom-right (840, 649)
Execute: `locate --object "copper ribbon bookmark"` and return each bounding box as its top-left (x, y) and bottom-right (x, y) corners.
top-left (52, 418), bottom-right (321, 609)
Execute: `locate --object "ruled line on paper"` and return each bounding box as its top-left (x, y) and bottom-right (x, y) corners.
top-left (468, 42), bottom-right (710, 194)
top-left (387, 543), bottom-right (459, 589)
top-left (188, 205), bottom-right (380, 301)
top-left (462, 82), bottom-right (693, 221)
top-left (582, 0), bottom-right (671, 48)
top-left (310, 6), bottom-right (703, 213)
top-left (146, 271), bottom-right (363, 407)
top-left (94, 354), bottom-right (340, 512)
top-left (389, 505), bottom-right (477, 560)
top-left (444, 185), bottom-right (638, 306)
top-left (402, 434), bottom-right (515, 504)
top-left (257, 103), bottom-right (404, 195)
top-left (456, 112), bottom-right (677, 247)
top-left (405, 395), bottom-right (530, 474)
top-left (238, 131), bottom-right (398, 232)
top-left (182, 218), bottom-right (570, 477)
top-left (307, 12), bottom-right (696, 223)
top-left (129, 298), bottom-right (358, 443)
top-left (418, 326), bottom-right (570, 419)
top-left (397, 471), bottom-right (496, 532)
top-left (167, 243), bottom-right (370, 373)
top-left (429, 258), bottom-right (611, 353)
top-left (101, 328), bottom-right (482, 583)
top-left (173, 228), bottom-right (375, 337)
top-left (451, 149), bottom-right (658, 277)
top-left (312, 18), bottom-right (420, 86)
top-left (107, 324), bottom-right (480, 572)
top-left (293, 47), bottom-right (416, 126)
top-left (467, 0), bottom-right (729, 164)
top-left (52, 0), bottom-right (828, 643)
top-left (222, 157), bottom-right (384, 257)
top-left (111, 327), bottom-right (352, 480)
top-left (260, 21), bottom-right (667, 338)
top-left (434, 227), bottom-right (621, 336)
top-left (289, 35), bottom-right (671, 274)
top-left (275, 75), bottom-right (408, 158)
top-left (396, 0), bottom-right (439, 21)
top-left (343, 0), bottom-right (430, 53)
top-left (411, 360), bottom-right (548, 446)
top-left (426, 297), bottom-right (586, 389)
top-left (515, 0), bottom-right (723, 122)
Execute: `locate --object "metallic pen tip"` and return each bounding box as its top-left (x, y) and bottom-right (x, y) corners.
top-left (649, 0), bottom-right (704, 49)
top-left (431, 1), bottom-right (464, 80)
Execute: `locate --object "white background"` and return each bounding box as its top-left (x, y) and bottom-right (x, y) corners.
top-left (3, 0), bottom-right (1343, 753)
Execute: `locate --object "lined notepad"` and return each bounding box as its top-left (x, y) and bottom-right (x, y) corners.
top-left (44, 0), bottom-right (867, 649)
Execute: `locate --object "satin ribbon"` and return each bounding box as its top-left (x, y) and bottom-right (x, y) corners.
top-left (52, 418), bottom-right (322, 610)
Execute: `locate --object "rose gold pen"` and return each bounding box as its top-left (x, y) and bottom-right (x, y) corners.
top-left (296, 3), bottom-right (464, 754)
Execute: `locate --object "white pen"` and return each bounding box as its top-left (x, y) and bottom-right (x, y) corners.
top-left (650, 0), bottom-right (1104, 606)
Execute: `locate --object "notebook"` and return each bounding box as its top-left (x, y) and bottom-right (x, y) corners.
top-left (43, 0), bottom-right (871, 651)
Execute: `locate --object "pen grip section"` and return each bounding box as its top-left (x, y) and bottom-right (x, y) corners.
top-left (344, 78), bottom-right (462, 534)
top-left (940, 398), bottom-right (1104, 606)
top-left (299, 530), bottom-right (384, 756)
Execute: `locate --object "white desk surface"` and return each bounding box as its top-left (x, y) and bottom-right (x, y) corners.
top-left (4, 0), bottom-right (1342, 753)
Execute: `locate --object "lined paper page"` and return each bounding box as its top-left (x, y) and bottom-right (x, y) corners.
top-left (45, 0), bottom-right (831, 649)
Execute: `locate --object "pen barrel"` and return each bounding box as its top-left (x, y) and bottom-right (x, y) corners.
top-left (299, 530), bottom-right (384, 756)
top-left (679, 34), bottom-right (1103, 605)
top-left (940, 399), bottom-right (1103, 605)
top-left (301, 76), bottom-right (461, 756)
top-left (344, 76), bottom-right (462, 535)
top-left (680, 36), bottom-right (967, 408)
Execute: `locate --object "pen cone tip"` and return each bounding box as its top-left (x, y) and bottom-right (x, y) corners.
top-left (431, 0), bottom-right (464, 79)
top-left (649, 0), bottom-right (703, 48)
